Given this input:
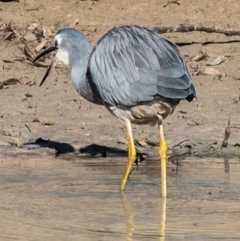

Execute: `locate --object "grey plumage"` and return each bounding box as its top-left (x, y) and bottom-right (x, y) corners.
top-left (44, 25), bottom-right (196, 125)
top-left (90, 25), bottom-right (195, 107)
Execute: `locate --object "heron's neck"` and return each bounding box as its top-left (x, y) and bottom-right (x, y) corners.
top-left (70, 50), bottom-right (90, 95)
top-left (70, 43), bottom-right (102, 105)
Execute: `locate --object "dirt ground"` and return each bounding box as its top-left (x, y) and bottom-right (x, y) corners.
top-left (1, 1), bottom-right (240, 240)
top-left (0, 0), bottom-right (240, 158)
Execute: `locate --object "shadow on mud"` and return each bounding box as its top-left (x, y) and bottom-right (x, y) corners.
top-left (24, 137), bottom-right (75, 157)
top-left (24, 138), bottom-right (128, 158)
top-left (24, 137), bottom-right (240, 167)
top-left (79, 144), bottom-right (127, 158)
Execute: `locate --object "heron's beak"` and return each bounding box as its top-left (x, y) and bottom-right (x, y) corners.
top-left (33, 44), bottom-right (58, 87)
top-left (33, 45), bottom-right (58, 63)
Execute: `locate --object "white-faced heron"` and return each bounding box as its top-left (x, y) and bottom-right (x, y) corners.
top-left (34, 25), bottom-right (196, 197)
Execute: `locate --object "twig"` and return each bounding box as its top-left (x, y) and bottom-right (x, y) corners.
top-left (33, 103), bottom-right (40, 123)
top-left (17, 130), bottom-right (23, 148)
top-left (231, 125), bottom-right (240, 129)
top-left (25, 123), bottom-right (32, 132)
top-left (153, 24), bottom-right (240, 36)
top-left (176, 40), bottom-right (240, 46)
top-left (163, 0), bottom-right (180, 8)
top-left (222, 118), bottom-right (231, 148)
top-left (172, 139), bottom-right (189, 148)
top-left (0, 130), bottom-right (11, 136)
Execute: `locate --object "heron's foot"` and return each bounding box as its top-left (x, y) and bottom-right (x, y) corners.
top-left (120, 145), bottom-right (137, 191)
top-left (128, 152), bottom-right (145, 177)
top-left (134, 152), bottom-right (145, 170)
top-left (159, 140), bottom-right (168, 197)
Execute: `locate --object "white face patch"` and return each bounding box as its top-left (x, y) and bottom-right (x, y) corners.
top-left (54, 35), bottom-right (70, 66)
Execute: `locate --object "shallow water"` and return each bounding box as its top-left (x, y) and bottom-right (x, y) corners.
top-left (0, 155), bottom-right (240, 240)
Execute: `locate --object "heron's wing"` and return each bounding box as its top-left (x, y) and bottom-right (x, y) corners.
top-left (89, 25), bottom-right (196, 106)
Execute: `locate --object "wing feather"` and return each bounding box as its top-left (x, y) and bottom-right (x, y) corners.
top-left (89, 25), bottom-right (196, 106)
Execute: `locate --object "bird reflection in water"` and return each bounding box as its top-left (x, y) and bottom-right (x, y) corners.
top-left (121, 192), bottom-right (167, 241)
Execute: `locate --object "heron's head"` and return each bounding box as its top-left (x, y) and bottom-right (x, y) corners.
top-left (33, 28), bottom-right (90, 86)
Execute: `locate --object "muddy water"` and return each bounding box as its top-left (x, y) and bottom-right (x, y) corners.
top-left (0, 155), bottom-right (240, 241)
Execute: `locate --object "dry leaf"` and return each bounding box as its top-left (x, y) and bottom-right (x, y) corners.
top-left (3, 32), bottom-right (13, 41)
top-left (35, 39), bottom-right (47, 52)
top-left (12, 29), bottom-right (21, 38)
top-left (66, 13), bottom-right (72, 18)
top-left (163, 0), bottom-right (180, 7)
top-left (33, 114), bottom-right (40, 123)
top-left (17, 130), bottom-right (23, 148)
top-left (145, 138), bottom-right (158, 146)
top-left (33, 62), bottom-right (49, 67)
top-left (28, 23), bottom-right (38, 32)
top-left (24, 44), bottom-right (35, 61)
top-left (23, 31), bottom-right (37, 41)
top-left (42, 118), bottom-right (55, 125)
top-left (202, 67), bottom-right (221, 75)
top-left (42, 26), bottom-right (52, 39)
top-left (25, 93), bottom-right (32, 98)
top-left (2, 59), bottom-right (15, 63)
top-left (222, 118), bottom-right (231, 148)
top-left (3, 78), bottom-right (23, 85)
top-left (21, 96), bottom-right (27, 101)
top-left (191, 52), bottom-right (206, 62)
top-left (207, 55), bottom-right (228, 66)
top-left (26, 80), bottom-right (36, 86)
top-left (137, 137), bottom-right (148, 147)
top-left (5, 21), bottom-right (12, 31)
top-left (23, 44), bottom-right (48, 66)
top-left (117, 136), bottom-right (128, 145)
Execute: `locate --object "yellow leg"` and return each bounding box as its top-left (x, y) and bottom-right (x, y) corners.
top-left (158, 122), bottom-right (167, 197)
top-left (120, 119), bottom-right (136, 190)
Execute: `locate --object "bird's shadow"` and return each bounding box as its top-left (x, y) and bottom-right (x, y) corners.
top-left (79, 144), bottom-right (147, 169)
top-left (24, 137), bottom-right (128, 158)
top-left (79, 143), bottom-right (127, 158)
top-left (24, 137), bottom-right (75, 157)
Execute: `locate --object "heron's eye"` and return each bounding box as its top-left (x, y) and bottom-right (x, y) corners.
top-left (54, 40), bottom-right (58, 47)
